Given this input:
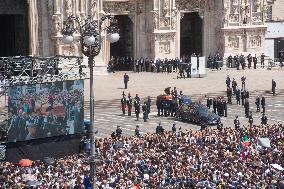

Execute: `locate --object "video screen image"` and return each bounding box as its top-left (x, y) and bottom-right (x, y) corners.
top-left (6, 80), bottom-right (84, 142)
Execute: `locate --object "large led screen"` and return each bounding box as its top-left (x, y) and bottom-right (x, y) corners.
top-left (6, 80), bottom-right (84, 142)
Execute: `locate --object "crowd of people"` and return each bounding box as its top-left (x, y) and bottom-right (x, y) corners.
top-left (1, 122), bottom-right (283, 188)
top-left (109, 52), bottom-right (274, 75)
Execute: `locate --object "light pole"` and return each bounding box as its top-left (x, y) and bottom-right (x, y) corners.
top-left (61, 14), bottom-right (119, 188)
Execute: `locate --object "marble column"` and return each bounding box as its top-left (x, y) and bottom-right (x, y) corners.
top-left (28, 0), bottom-right (39, 56)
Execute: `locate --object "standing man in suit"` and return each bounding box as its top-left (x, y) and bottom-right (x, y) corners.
top-left (261, 96), bottom-right (266, 113)
top-left (123, 73), bottom-right (129, 89)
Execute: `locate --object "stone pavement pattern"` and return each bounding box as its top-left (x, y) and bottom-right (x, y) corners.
top-left (84, 68), bottom-right (284, 138)
top-left (1, 68), bottom-right (284, 138)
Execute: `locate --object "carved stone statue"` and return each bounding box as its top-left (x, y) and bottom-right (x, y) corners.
top-left (65, 0), bottom-right (72, 15)
top-left (91, 1), bottom-right (98, 19)
top-left (52, 15), bottom-right (61, 35)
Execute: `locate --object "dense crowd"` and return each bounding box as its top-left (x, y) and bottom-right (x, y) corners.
top-left (1, 123), bottom-right (283, 188)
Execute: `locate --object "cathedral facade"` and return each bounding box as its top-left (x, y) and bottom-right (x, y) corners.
top-left (0, 0), bottom-right (277, 72)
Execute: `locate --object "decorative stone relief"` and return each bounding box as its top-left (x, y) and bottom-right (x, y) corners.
top-left (155, 34), bottom-right (175, 42)
top-left (228, 36), bottom-right (239, 49)
top-left (103, 1), bottom-right (137, 13)
top-left (171, 9), bottom-right (177, 30)
top-left (160, 17), bottom-right (170, 27)
top-left (62, 45), bottom-right (76, 56)
top-left (159, 42), bottom-right (171, 54)
top-left (249, 35), bottom-right (261, 48)
top-left (176, 0), bottom-right (206, 11)
top-left (152, 11), bottom-right (159, 30)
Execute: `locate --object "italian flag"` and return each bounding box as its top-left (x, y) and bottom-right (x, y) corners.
top-left (241, 134), bottom-right (250, 158)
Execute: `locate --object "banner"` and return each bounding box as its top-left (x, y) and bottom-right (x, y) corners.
top-left (191, 57), bottom-right (198, 75)
top-left (198, 57), bottom-right (206, 75)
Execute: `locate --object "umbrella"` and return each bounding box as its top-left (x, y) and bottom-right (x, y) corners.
top-left (26, 180), bottom-right (40, 187)
top-left (271, 164), bottom-right (284, 171)
top-left (19, 159), bottom-right (33, 167)
top-left (257, 138), bottom-right (271, 148)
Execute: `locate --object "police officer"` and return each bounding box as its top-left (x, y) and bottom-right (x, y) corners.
top-left (261, 96), bottom-right (266, 113)
top-left (255, 96), bottom-right (260, 112)
top-left (121, 94), bottom-right (127, 115)
top-left (134, 99), bottom-right (140, 121)
top-left (126, 94), bottom-right (133, 116)
top-left (244, 98), bottom-right (250, 118)
top-left (261, 113), bottom-right (268, 125)
top-left (142, 102), bottom-right (147, 122)
top-left (272, 79), bottom-right (276, 96)
top-left (248, 111), bottom-right (253, 127)
top-left (234, 116), bottom-right (240, 130)
top-left (135, 125), bottom-right (140, 136)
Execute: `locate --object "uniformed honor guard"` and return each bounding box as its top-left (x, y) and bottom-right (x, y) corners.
top-left (127, 94), bottom-right (132, 116)
top-left (121, 93), bottom-right (127, 115)
top-left (248, 111), bottom-right (253, 127)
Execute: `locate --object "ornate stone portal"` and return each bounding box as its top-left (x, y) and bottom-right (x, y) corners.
top-left (8, 0), bottom-right (277, 73)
